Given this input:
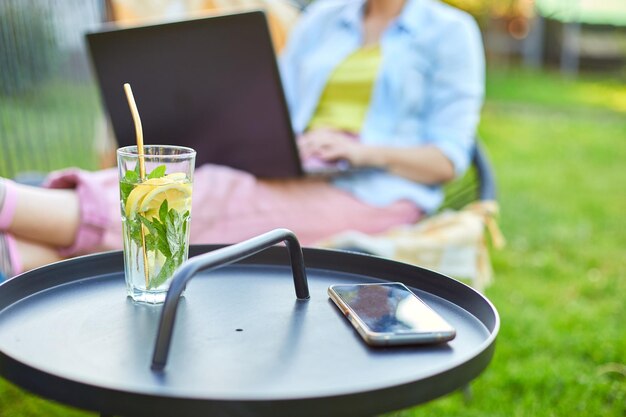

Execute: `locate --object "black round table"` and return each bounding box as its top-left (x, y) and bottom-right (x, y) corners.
top-left (0, 230), bottom-right (499, 417)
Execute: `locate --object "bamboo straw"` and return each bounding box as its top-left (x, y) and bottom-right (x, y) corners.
top-left (123, 83), bottom-right (150, 288)
top-left (123, 83), bottom-right (146, 179)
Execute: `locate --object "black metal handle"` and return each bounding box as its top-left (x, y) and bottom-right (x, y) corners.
top-left (151, 228), bottom-right (310, 370)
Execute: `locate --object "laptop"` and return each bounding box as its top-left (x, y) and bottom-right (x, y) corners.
top-left (86, 10), bottom-right (350, 178)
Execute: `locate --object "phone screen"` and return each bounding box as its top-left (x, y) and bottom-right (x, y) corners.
top-left (330, 282), bottom-right (454, 336)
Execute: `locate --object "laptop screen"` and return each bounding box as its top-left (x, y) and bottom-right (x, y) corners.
top-left (86, 11), bottom-right (303, 178)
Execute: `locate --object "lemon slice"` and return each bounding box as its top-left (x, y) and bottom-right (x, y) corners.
top-left (163, 172), bottom-right (187, 182)
top-left (124, 174), bottom-right (191, 219)
top-left (139, 182), bottom-right (192, 219)
top-left (125, 183), bottom-right (157, 219)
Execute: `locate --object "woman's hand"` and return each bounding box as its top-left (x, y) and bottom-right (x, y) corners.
top-left (298, 128), bottom-right (370, 167)
top-left (298, 128), bottom-right (455, 184)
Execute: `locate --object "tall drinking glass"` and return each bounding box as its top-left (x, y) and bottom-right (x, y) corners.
top-left (117, 145), bottom-right (196, 304)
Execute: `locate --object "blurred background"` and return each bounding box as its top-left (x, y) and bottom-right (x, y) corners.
top-left (0, 1), bottom-right (624, 416)
top-left (1, 0), bottom-right (625, 177)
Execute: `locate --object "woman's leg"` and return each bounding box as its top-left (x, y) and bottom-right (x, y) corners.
top-left (1, 180), bottom-right (80, 247)
top-left (189, 165), bottom-right (422, 246)
top-left (0, 233), bottom-right (61, 279)
top-left (14, 237), bottom-right (63, 271)
top-left (1, 180), bottom-right (74, 278)
top-left (0, 168), bottom-right (118, 276)
top-left (0, 168), bottom-right (117, 257)
top-left (1, 164), bottom-right (421, 275)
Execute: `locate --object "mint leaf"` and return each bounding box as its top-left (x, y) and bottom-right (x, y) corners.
top-left (165, 209), bottom-right (181, 256)
top-left (182, 210), bottom-right (190, 235)
top-left (169, 209), bottom-right (182, 231)
top-left (147, 165), bottom-right (166, 179)
top-left (149, 256), bottom-right (177, 289)
top-left (120, 181), bottom-right (134, 205)
top-left (156, 236), bottom-right (172, 259)
top-left (143, 216), bottom-right (171, 258)
top-left (125, 169), bottom-right (139, 182)
top-left (138, 215), bottom-right (157, 235)
top-left (120, 168), bottom-right (140, 205)
top-left (151, 217), bottom-right (166, 235)
top-left (159, 199), bottom-right (169, 224)
top-left (144, 233), bottom-right (158, 252)
top-left (129, 219), bottom-right (143, 245)
top-left (126, 197), bottom-right (190, 289)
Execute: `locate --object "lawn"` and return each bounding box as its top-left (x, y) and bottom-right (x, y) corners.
top-left (0, 81), bottom-right (101, 179)
top-left (401, 68), bottom-right (626, 417)
top-left (0, 67), bottom-right (625, 416)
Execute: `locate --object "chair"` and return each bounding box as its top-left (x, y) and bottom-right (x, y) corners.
top-left (320, 139), bottom-right (504, 293)
top-left (441, 140), bottom-right (497, 211)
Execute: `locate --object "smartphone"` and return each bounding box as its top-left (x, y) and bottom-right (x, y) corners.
top-left (328, 282), bottom-right (456, 346)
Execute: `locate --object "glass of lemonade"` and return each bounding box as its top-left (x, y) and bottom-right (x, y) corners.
top-left (117, 145), bottom-right (196, 304)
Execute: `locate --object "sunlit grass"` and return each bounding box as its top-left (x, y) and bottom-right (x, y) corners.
top-left (0, 80), bottom-right (100, 178)
top-left (487, 67), bottom-right (626, 114)
top-left (392, 67), bottom-right (626, 417)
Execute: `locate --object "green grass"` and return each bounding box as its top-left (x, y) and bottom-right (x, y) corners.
top-left (393, 68), bottom-right (626, 417)
top-left (0, 80), bottom-right (100, 178)
top-left (1, 67), bottom-right (625, 416)
top-left (486, 67), bottom-right (626, 113)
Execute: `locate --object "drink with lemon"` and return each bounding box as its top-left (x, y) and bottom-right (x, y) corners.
top-left (117, 146), bottom-right (196, 303)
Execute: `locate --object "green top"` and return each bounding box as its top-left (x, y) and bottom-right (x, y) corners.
top-left (307, 46), bottom-right (382, 133)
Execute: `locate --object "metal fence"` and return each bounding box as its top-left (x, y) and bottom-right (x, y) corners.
top-left (0, 0), bottom-right (105, 179)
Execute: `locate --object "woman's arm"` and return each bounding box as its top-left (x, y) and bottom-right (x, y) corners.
top-left (298, 128), bottom-right (455, 185)
top-left (358, 144), bottom-right (455, 184)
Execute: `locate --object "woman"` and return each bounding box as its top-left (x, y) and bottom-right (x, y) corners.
top-left (0, 0), bottom-right (484, 279)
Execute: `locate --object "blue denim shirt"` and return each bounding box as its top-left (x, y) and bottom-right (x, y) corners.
top-left (279, 0), bottom-right (485, 213)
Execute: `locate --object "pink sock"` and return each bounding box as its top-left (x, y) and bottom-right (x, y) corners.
top-left (0, 180), bottom-right (18, 230)
top-left (5, 234), bottom-right (23, 275)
